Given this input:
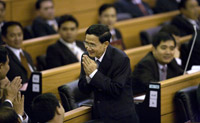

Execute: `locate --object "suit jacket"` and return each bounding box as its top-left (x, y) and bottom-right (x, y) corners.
top-left (32, 17), bottom-right (59, 38)
top-left (0, 100), bottom-right (12, 108)
top-left (114, 0), bottom-right (153, 18)
top-left (78, 45), bottom-right (139, 123)
top-left (171, 14), bottom-right (196, 36)
top-left (154, 0), bottom-right (178, 13)
top-left (46, 40), bottom-right (85, 69)
top-left (6, 47), bottom-right (35, 84)
top-left (132, 52), bottom-right (183, 95)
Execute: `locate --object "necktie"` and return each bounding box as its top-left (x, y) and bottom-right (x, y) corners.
top-left (137, 3), bottom-right (148, 15)
top-left (160, 66), bottom-right (167, 81)
top-left (20, 52), bottom-right (31, 79)
top-left (96, 60), bottom-right (100, 68)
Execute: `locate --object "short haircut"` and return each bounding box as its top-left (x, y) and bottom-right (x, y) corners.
top-left (35, 0), bottom-right (53, 10)
top-left (86, 24), bottom-right (111, 43)
top-left (0, 1), bottom-right (6, 9)
top-left (0, 107), bottom-right (19, 123)
top-left (58, 14), bottom-right (79, 29)
top-left (159, 25), bottom-right (181, 36)
top-left (31, 93), bottom-right (60, 123)
top-left (152, 32), bottom-right (176, 48)
top-left (0, 46), bottom-right (8, 64)
top-left (178, 0), bottom-right (189, 9)
top-left (99, 3), bottom-right (116, 16)
top-left (1, 21), bottom-right (24, 38)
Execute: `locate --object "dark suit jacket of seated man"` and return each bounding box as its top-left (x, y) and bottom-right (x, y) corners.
top-left (132, 32), bottom-right (183, 95)
top-left (78, 24), bottom-right (139, 123)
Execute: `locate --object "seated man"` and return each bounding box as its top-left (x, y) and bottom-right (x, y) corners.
top-left (114, 0), bottom-right (153, 18)
top-left (31, 93), bottom-right (65, 123)
top-left (132, 32), bottom-right (183, 95)
top-left (171, 0), bottom-right (200, 36)
top-left (99, 4), bottom-right (125, 50)
top-left (32, 0), bottom-right (59, 37)
top-left (46, 15), bottom-right (85, 69)
top-left (2, 21), bottom-right (36, 84)
top-left (0, 46), bottom-right (29, 123)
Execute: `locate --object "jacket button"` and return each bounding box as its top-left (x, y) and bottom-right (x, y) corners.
top-left (98, 89), bottom-right (102, 91)
top-left (97, 101), bottom-right (100, 104)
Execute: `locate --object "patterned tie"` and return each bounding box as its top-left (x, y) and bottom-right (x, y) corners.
top-left (160, 66), bottom-right (167, 81)
top-left (20, 52), bottom-right (31, 79)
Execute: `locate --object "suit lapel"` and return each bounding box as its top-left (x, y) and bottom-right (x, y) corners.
top-left (98, 45), bottom-right (112, 74)
top-left (58, 40), bottom-right (78, 61)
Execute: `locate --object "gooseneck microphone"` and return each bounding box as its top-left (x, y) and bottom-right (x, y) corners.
top-left (183, 25), bottom-right (198, 74)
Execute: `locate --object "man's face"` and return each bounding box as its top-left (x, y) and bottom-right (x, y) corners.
top-left (0, 3), bottom-right (5, 22)
top-left (3, 25), bottom-right (23, 49)
top-left (39, 1), bottom-right (55, 20)
top-left (181, 0), bottom-right (199, 20)
top-left (84, 34), bottom-right (108, 58)
top-left (99, 7), bottom-right (117, 30)
top-left (153, 40), bottom-right (175, 64)
top-left (0, 56), bottom-right (9, 80)
top-left (58, 21), bottom-right (78, 43)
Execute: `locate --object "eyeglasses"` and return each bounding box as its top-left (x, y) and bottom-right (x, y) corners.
top-left (83, 41), bottom-right (97, 48)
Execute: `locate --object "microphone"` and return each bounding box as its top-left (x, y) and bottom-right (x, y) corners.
top-left (183, 25), bottom-right (198, 74)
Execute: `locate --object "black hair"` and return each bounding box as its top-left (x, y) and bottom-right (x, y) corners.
top-left (86, 24), bottom-right (111, 43)
top-left (0, 46), bottom-right (8, 64)
top-left (0, 1), bottom-right (6, 9)
top-left (0, 107), bottom-right (20, 123)
top-left (159, 25), bottom-right (181, 36)
top-left (99, 3), bottom-right (116, 16)
top-left (31, 93), bottom-right (60, 123)
top-left (58, 14), bottom-right (79, 28)
top-left (1, 21), bottom-right (23, 37)
top-left (178, 0), bottom-right (189, 9)
top-left (35, 0), bottom-right (53, 10)
top-left (152, 32), bottom-right (176, 48)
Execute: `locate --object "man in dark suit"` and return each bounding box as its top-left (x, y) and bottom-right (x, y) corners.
top-left (114, 0), bottom-right (153, 18)
top-left (78, 24), bottom-right (139, 123)
top-left (99, 4), bottom-right (125, 50)
top-left (171, 0), bottom-right (199, 36)
top-left (154, 0), bottom-right (179, 13)
top-left (32, 0), bottom-right (59, 38)
top-left (0, 46), bottom-right (29, 122)
top-left (132, 32), bottom-right (183, 95)
top-left (46, 15), bottom-right (85, 69)
top-left (1, 21), bottom-right (36, 85)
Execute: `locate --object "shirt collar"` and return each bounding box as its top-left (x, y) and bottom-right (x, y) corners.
top-left (183, 15), bottom-right (197, 25)
top-left (95, 47), bottom-right (107, 62)
top-left (132, 0), bottom-right (142, 4)
top-left (59, 38), bottom-right (76, 48)
top-left (157, 62), bottom-right (167, 70)
top-left (6, 45), bottom-right (23, 54)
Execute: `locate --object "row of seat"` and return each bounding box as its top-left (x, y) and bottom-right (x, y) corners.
top-left (23, 10), bottom-right (180, 66)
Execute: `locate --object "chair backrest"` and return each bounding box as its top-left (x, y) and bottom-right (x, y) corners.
top-left (175, 85), bottom-right (200, 123)
top-left (58, 80), bottom-right (93, 112)
top-left (140, 26), bottom-right (162, 45)
top-left (36, 54), bottom-right (47, 71)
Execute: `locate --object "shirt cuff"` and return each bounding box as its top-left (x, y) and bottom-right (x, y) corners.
top-left (18, 115), bottom-right (23, 122)
top-left (18, 112), bottom-right (29, 123)
top-left (89, 69), bottom-right (98, 78)
top-left (4, 99), bottom-right (13, 107)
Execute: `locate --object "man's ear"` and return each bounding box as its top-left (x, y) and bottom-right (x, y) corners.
top-left (55, 103), bottom-right (63, 115)
top-left (103, 41), bottom-right (109, 47)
